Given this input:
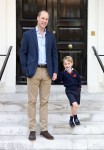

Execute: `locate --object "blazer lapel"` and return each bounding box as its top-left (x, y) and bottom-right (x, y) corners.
top-left (32, 28), bottom-right (38, 51)
top-left (46, 31), bottom-right (49, 53)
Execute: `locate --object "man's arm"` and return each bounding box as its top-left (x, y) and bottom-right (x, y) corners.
top-left (20, 32), bottom-right (28, 75)
top-left (52, 35), bottom-right (58, 77)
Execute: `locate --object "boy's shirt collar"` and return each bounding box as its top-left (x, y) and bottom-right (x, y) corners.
top-left (65, 68), bottom-right (74, 73)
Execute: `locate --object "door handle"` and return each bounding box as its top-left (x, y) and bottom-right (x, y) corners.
top-left (53, 31), bottom-right (56, 34)
top-left (68, 44), bottom-right (73, 49)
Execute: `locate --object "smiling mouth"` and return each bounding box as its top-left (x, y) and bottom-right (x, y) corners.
top-left (42, 23), bottom-right (46, 26)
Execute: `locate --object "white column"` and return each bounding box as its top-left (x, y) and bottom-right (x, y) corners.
top-left (98, 0), bottom-right (104, 83)
top-left (87, 0), bottom-right (100, 92)
top-left (5, 0), bottom-right (16, 92)
top-left (0, 0), bottom-right (6, 84)
top-left (97, 0), bottom-right (104, 92)
top-left (0, 0), bottom-right (6, 53)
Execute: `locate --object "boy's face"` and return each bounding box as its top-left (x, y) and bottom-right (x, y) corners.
top-left (63, 59), bottom-right (73, 70)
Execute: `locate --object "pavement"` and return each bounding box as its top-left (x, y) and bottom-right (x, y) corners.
top-left (0, 85), bottom-right (104, 150)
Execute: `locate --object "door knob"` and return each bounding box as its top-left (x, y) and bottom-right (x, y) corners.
top-left (68, 44), bottom-right (73, 49)
top-left (53, 31), bottom-right (56, 34)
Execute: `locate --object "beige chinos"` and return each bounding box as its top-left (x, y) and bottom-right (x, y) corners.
top-left (27, 67), bottom-right (51, 132)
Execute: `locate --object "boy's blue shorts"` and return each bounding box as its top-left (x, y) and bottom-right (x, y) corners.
top-left (65, 90), bottom-right (80, 106)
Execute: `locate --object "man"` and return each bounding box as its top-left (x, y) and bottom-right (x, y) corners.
top-left (20, 10), bottom-right (58, 140)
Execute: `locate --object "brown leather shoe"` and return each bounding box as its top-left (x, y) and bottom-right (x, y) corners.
top-left (28, 131), bottom-right (36, 140)
top-left (40, 131), bottom-right (54, 140)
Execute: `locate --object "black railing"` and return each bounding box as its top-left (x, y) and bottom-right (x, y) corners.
top-left (92, 46), bottom-right (104, 73)
top-left (0, 46), bottom-right (13, 80)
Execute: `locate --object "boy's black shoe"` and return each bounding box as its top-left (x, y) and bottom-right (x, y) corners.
top-left (28, 131), bottom-right (36, 140)
top-left (69, 120), bottom-right (75, 127)
top-left (74, 118), bottom-right (80, 125)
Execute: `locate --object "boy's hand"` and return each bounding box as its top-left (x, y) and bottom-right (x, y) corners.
top-left (52, 73), bottom-right (57, 81)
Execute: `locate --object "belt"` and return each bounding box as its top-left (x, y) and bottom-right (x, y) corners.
top-left (38, 64), bottom-right (47, 68)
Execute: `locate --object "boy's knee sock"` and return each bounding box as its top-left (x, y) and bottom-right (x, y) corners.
top-left (74, 114), bottom-right (80, 125)
top-left (69, 116), bottom-right (75, 127)
top-left (70, 116), bottom-right (73, 121)
top-left (74, 115), bottom-right (78, 120)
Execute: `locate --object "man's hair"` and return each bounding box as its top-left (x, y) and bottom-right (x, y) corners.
top-left (38, 10), bottom-right (49, 17)
top-left (63, 56), bottom-right (73, 64)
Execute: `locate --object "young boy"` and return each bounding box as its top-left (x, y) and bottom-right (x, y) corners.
top-left (57, 56), bottom-right (81, 127)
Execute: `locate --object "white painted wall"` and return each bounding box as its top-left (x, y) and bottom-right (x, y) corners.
top-left (87, 0), bottom-right (104, 93)
top-left (0, 0), bottom-right (6, 84)
top-left (0, 0), bottom-right (6, 54)
top-left (0, 0), bottom-right (16, 93)
top-left (98, 0), bottom-right (104, 85)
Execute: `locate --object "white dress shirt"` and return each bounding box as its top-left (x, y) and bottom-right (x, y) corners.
top-left (36, 26), bottom-right (46, 65)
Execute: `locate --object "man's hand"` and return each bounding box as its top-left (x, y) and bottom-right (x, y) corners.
top-left (52, 73), bottom-right (57, 81)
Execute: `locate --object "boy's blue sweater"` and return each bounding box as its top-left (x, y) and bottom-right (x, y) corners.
top-left (57, 69), bottom-right (81, 92)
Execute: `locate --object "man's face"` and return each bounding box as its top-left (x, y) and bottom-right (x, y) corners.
top-left (37, 11), bottom-right (49, 29)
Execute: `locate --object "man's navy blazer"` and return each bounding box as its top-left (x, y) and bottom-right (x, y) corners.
top-left (20, 28), bottom-right (58, 78)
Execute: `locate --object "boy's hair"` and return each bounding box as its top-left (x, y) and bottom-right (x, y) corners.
top-left (63, 56), bottom-right (73, 64)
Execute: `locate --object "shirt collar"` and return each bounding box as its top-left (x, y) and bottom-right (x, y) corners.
top-left (36, 26), bottom-right (46, 35)
top-left (65, 68), bottom-right (74, 73)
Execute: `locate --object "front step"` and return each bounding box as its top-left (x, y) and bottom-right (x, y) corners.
top-left (0, 112), bottom-right (104, 124)
top-left (0, 135), bottom-right (104, 150)
top-left (0, 122), bottom-right (104, 136)
top-left (0, 85), bottom-right (104, 102)
top-left (0, 87), bottom-right (104, 149)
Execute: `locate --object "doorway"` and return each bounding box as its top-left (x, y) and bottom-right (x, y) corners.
top-left (16, 0), bottom-right (87, 84)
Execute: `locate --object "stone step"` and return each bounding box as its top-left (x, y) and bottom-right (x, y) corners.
top-left (0, 122), bottom-right (104, 136)
top-left (0, 112), bottom-right (104, 123)
top-left (0, 85), bottom-right (104, 149)
top-left (0, 88), bottom-right (104, 102)
top-left (0, 135), bottom-right (104, 150)
top-left (0, 100), bottom-right (104, 113)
